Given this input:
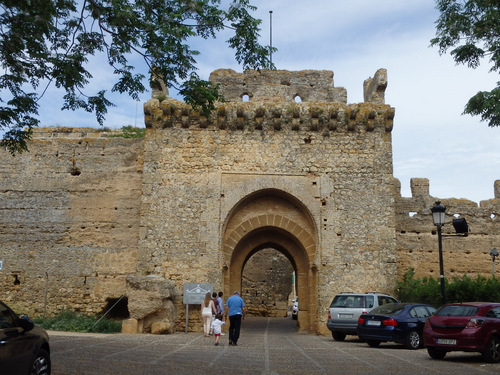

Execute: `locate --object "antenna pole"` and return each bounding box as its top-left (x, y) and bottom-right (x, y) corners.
top-left (269, 10), bottom-right (273, 64)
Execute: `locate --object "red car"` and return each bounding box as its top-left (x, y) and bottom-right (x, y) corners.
top-left (423, 302), bottom-right (500, 362)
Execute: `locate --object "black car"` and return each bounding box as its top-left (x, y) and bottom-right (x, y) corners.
top-left (0, 300), bottom-right (51, 375)
top-left (357, 303), bottom-right (436, 349)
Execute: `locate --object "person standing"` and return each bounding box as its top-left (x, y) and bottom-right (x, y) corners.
top-left (225, 291), bottom-right (246, 346)
top-left (201, 292), bottom-right (216, 337)
top-left (211, 292), bottom-right (219, 325)
top-left (217, 291), bottom-right (224, 315)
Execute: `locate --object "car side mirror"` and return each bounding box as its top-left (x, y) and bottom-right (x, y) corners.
top-left (18, 315), bottom-right (34, 332)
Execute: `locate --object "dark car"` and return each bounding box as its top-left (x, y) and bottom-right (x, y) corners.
top-left (423, 302), bottom-right (500, 362)
top-left (0, 300), bottom-right (51, 375)
top-left (357, 303), bottom-right (436, 349)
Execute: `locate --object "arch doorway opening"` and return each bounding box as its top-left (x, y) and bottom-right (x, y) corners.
top-left (222, 189), bottom-right (318, 332)
top-left (242, 248), bottom-right (296, 318)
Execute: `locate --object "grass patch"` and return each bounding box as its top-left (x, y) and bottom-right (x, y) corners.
top-left (33, 310), bottom-right (122, 333)
top-left (109, 125), bottom-right (146, 138)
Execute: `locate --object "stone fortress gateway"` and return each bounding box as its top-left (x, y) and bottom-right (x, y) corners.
top-left (0, 68), bottom-right (498, 334)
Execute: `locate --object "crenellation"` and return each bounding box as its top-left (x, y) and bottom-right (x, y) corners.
top-left (396, 178), bottom-right (500, 280)
top-left (363, 68), bottom-right (388, 104)
top-left (144, 99), bottom-right (395, 134)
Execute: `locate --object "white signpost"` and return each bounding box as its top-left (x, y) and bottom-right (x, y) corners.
top-left (183, 283), bottom-right (213, 333)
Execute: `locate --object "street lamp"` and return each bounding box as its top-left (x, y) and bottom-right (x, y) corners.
top-left (431, 201), bottom-right (446, 305)
top-left (430, 201), bottom-right (470, 306)
top-left (490, 248), bottom-right (499, 276)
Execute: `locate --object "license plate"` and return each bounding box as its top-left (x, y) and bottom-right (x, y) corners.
top-left (339, 314), bottom-right (353, 319)
top-left (366, 320), bottom-right (381, 326)
top-left (437, 339), bottom-right (456, 345)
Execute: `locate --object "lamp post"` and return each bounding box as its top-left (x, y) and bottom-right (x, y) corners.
top-left (490, 248), bottom-right (499, 276)
top-left (431, 201), bottom-right (447, 305)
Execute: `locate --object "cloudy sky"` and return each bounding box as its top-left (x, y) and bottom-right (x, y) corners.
top-left (36, 0), bottom-right (500, 204)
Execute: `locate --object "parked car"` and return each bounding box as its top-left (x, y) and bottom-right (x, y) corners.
top-left (423, 302), bottom-right (500, 362)
top-left (327, 292), bottom-right (398, 341)
top-left (292, 298), bottom-right (298, 320)
top-left (357, 303), bottom-right (436, 349)
top-left (0, 300), bottom-right (51, 375)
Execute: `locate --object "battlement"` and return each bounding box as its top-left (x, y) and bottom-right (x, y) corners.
top-left (145, 68), bottom-right (394, 132)
top-left (144, 100), bottom-right (394, 132)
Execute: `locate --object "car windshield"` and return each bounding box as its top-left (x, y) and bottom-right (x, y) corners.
top-left (436, 305), bottom-right (478, 317)
top-left (370, 304), bottom-right (404, 315)
top-left (330, 295), bottom-right (366, 308)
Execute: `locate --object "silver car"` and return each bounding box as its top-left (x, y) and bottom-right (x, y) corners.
top-left (327, 293), bottom-right (398, 341)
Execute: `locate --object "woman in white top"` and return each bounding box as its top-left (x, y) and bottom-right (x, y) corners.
top-left (201, 292), bottom-right (216, 337)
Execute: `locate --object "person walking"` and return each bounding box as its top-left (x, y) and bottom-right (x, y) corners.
top-left (210, 313), bottom-right (225, 346)
top-left (225, 291), bottom-right (246, 346)
top-left (201, 292), bottom-right (216, 337)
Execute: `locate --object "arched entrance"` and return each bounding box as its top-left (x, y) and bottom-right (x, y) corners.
top-left (242, 247), bottom-right (295, 318)
top-left (221, 189), bottom-right (318, 332)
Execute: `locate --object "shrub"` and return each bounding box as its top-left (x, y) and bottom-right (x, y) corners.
top-left (33, 310), bottom-right (122, 333)
top-left (396, 267), bottom-right (500, 307)
top-left (109, 126), bottom-right (146, 139)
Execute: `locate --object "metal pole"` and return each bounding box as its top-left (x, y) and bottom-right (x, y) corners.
top-left (44, 272), bottom-right (48, 318)
top-left (91, 295), bottom-right (125, 329)
top-left (493, 258), bottom-right (496, 277)
top-left (269, 10), bottom-right (273, 64)
top-left (437, 225), bottom-right (446, 305)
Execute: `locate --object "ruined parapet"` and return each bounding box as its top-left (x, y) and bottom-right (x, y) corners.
top-left (395, 178), bottom-right (500, 279)
top-left (396, 178), bottom-right (500, 230)
top-left (210, 69), bottom-right (347, 103)
top-left (150, 69), bottom-right (169, 99)
top-left (144, 69), bottom-right (395, 133)
top-left (364, 68), bottom-right (387, 104)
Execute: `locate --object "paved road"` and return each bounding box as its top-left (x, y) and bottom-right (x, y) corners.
top-left (49, 317), bottom-right (499, 374)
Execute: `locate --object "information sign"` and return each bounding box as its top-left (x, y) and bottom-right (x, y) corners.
top-left (183, 283), bottom-right (213, 305)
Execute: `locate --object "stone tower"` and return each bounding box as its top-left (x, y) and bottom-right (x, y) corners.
top-left (141, 68), bottom-right (397, 333)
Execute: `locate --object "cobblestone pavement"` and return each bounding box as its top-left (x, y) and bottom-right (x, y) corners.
top-left (49, 317), bottom-right (499, 375)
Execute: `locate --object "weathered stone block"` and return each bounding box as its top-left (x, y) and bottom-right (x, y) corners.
top-left (121, 318), bottom-right (139, 334)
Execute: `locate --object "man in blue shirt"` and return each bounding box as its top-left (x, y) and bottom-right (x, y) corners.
top-left (224, 291), bottom-right (246, 346)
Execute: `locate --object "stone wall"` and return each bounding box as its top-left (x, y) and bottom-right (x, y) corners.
top-left (395, 178), bottom-right (500, 280)
top-left (0, 128), bottom-right (143, 316)
top-left (242, 249), bottom-right (294, 317)
top-left (0, 68), bottom-right (497, 335)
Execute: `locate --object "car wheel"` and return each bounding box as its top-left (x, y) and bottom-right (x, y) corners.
top-left (405, 330), bottom-right (422, 350)
top-left (427, 347), bottom-right (446, 360)
top-left (482, 335), bottom-right (500, 363)
top-left (367, 340), bottom-right (381, 347)
top-left (31, 348), bottom-right (51, 375)
top-left (332, 331), bottom-right (346, 341)
top-left (292, 314), bottom-right (297, 320)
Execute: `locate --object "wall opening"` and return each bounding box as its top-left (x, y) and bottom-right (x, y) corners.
top-left (222, 188), bottom-right (318, 332)
top-left (242, 248), bottom-right (295, 317)
top-left (101, 296), bottom-right (130, 320)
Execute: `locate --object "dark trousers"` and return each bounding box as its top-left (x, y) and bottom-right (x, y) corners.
top-left (228, 314), bottom-right (242, 344)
